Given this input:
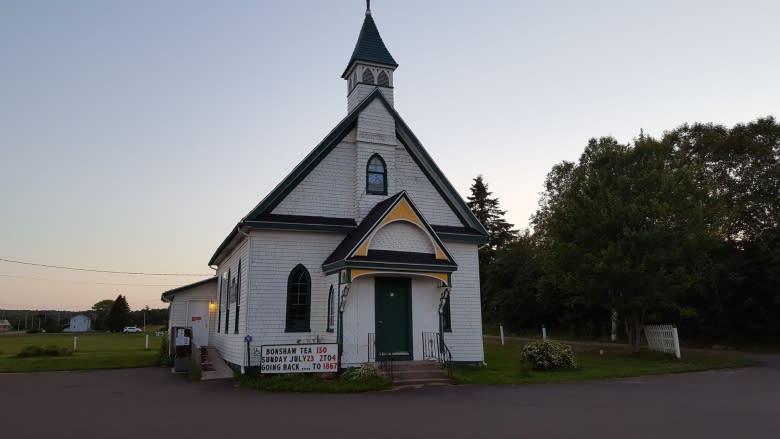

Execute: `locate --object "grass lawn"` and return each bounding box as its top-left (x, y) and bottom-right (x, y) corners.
top-left (0, 332), bottom-right (163, 373)
top-left (239, 373), bottom-right (392, 393)
top-left (453, 337), bottom-right (758, 385)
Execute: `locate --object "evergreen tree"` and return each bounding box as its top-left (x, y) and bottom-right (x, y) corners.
top-left (107, 294), bottom-right (131, 332)
top-left (467, 175), bottom-right (518, 317)
top-left (467, 175), bottom-right (517, 263)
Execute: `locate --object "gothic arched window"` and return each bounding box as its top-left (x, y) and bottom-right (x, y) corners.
top-left (377, 71), bottom-right (389, 87)
top-left (285, 264), bottom-right (311, 332)
top-left (326, 285), bottom-right (335, 332)
top-left (366, 154), bottom-right (387, 195)
top-left (362, 68), bottom-right (375, 85)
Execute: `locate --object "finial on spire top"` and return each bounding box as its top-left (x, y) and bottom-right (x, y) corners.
top-left (366, 0), bottom-right (371, 16)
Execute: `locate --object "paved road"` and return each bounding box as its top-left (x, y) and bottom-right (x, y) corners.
top-left (1, 356), bottom-right (778, 439)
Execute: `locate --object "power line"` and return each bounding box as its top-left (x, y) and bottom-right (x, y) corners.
top-left (0, 273), bottom-right (185, 287)
top-left (0, 257), bottom-right (213, 277)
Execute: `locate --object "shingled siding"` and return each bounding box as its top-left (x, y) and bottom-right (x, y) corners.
top-left (272, 131), bottom-right (357, 218)
top-left (348, 82), bottom-right (394, 113)
top-left (213, 239), bottom-right (249, 367)
top-left (246, 231), bottom-right (344, 351)
top-left (394, 137), bottom-right (463, 227)
top-left (442, 242), bottom-right (485, 363)
top-left (368, 221), bottom-right (435, 254)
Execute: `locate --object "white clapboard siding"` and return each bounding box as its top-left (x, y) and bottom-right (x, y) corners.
top-left (246, 231), bottom-right (344, 351)
top-left (213, 239), bottom-right (250, 366)
top-left (442, 241), bottom-right (485, 363)
top-left (272, 132), bottom-right (358, 218)
top-left (368, 221), bottom-right (435, 254)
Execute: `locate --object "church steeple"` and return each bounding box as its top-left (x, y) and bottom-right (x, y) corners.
top-left (343, 1), bottom-right (397, 112)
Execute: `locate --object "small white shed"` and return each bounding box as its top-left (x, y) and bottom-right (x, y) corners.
top-left (64, 314), bottom-right (91, 332)
top-left (161, 277), bottom-right (217, 349)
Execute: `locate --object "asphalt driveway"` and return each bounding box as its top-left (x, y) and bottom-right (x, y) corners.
top-left (1, 354), bottom-right (778, 439)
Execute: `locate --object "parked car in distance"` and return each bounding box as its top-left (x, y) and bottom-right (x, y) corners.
top-left (122, 326), bottom-right (142, 333)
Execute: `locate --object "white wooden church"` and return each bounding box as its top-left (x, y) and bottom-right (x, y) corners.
top-left (188, 4), bottom-right (488, 370)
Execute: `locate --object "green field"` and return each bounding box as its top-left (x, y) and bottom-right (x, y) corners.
top-left (453, 337), bottom-right (758, 385)
top-left (0, 332), bottom-right (163, 373)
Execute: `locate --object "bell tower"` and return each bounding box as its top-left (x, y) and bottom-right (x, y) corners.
top-left (342, 1), bottom-right (398, 113)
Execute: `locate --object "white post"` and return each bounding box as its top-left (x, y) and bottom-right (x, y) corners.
top-left (499, 325), bottom-right (505, 346)
top-left (610, 310), bottom-right (618, 342)
top-left (73, 336), bottom-right (78, 352)
top-left (672, 327), bottom-right (681, 359)
top-left (145, 334), bottom-right (149, 351)
top-left (542, 325), bottom-right (547, 341)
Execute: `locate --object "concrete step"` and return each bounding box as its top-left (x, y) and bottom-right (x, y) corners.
top-left (201, 347), bottom-right (234, 381)
top-left (392, 377), bottom-right (451, 387)
top-left (391, 369), bottom-right (449, 381)
top-left (376, 360), bottom-right (451, 386)
top-left (387, 360), bottom-right (440, 371)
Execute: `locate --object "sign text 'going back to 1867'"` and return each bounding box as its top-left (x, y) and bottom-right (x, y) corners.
top-left (254, 343), bottom-right (338, 374)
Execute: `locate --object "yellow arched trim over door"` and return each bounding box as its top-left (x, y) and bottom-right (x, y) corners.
top-left (354, 198), bottom-right (449, 261)
top-left (350, 269), bottom-right (449, 285)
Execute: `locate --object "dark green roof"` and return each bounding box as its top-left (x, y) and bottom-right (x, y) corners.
top-left (341, 13), bottom-right (397, 78)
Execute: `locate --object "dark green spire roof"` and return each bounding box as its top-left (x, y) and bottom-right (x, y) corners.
top-left (341, 12), bottom-right (397, 78)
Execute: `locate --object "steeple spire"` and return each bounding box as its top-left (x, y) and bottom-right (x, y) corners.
top-left (343, 1), bottom-right (398, 112)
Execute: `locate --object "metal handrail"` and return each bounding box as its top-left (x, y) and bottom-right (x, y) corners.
top-left (422, 331), bottom-right (453, 378)
top-left (369, 332), bottom-right (393, 382)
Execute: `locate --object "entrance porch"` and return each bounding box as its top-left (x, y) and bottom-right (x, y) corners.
top-left (338, 272), bottom-right (451, 368)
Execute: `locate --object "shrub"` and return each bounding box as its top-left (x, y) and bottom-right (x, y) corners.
top-left (340, 364), bottom-right (379, 381)
top-left (523, 340), bottom-right (577, 370)
top-left (158, 333), bottom-right (173, 367)
top-left (17, 345), bottom-right (73, 358)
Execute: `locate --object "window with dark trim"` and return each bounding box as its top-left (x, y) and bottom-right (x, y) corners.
top-left (285, 265), bottom-right (311, 332)
top-left (366, 154), bottom-right (387, 195)
top-left (234, 261), bottom-right (241, 334)
top-left (442, 296), bottom-right (452, 332)
top-left (217, 278), bottom-right (223, 333)
top-left (224, 269), bottom-right (231, 334)
top-left (377, 71), bottom-right (389, 87)
top-left (362, 68), bottom-right (375, 84)
top-left (326, 285), bottom-right (335, 333)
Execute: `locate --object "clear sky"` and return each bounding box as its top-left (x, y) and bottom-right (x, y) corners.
top-left (1, 1), bottom-right (778, 311)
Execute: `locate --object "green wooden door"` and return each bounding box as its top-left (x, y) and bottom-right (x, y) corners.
top-left (375, 277), bottom-right (412, 361)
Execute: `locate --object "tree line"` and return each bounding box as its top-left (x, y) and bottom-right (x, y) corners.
top-left (1, 295), bottom-right (168, 332)
top-left (470, 116), bottom-right (779, 349)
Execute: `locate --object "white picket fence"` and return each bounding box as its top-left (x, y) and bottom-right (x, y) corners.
top-left (644, 324), bottom-right (681, 359)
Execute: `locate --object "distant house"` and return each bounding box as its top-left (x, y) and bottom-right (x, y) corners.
top-left (64, 314), bottom-right (91, 332)
top-left (0, 319), bottom-right (12, 332)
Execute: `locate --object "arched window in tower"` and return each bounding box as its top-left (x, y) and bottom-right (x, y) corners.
top-left (362, 68), bottom-right (375, 85)
top-left (285, 264), bottom-right (311, 332)
top-left (352, 71), bottom-right (358, 89)
top-left (366, 154), bottom-right (387, 195)
top-left (377, 71), bottom-right (389, 87)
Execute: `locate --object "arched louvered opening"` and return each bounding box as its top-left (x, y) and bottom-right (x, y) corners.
top-left (362, 68), bottom-right (375, 85)
top-left (377, 71), bottom-right (389, 87)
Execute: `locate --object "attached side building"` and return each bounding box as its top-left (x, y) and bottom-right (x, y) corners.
top-left (162, 277), bottom-right (218, 349)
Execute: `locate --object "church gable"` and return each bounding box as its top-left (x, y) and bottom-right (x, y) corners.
top-left (272, 130), bottom-right (357, 218)
top-left (323, 192), bottom-right (456, 273)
